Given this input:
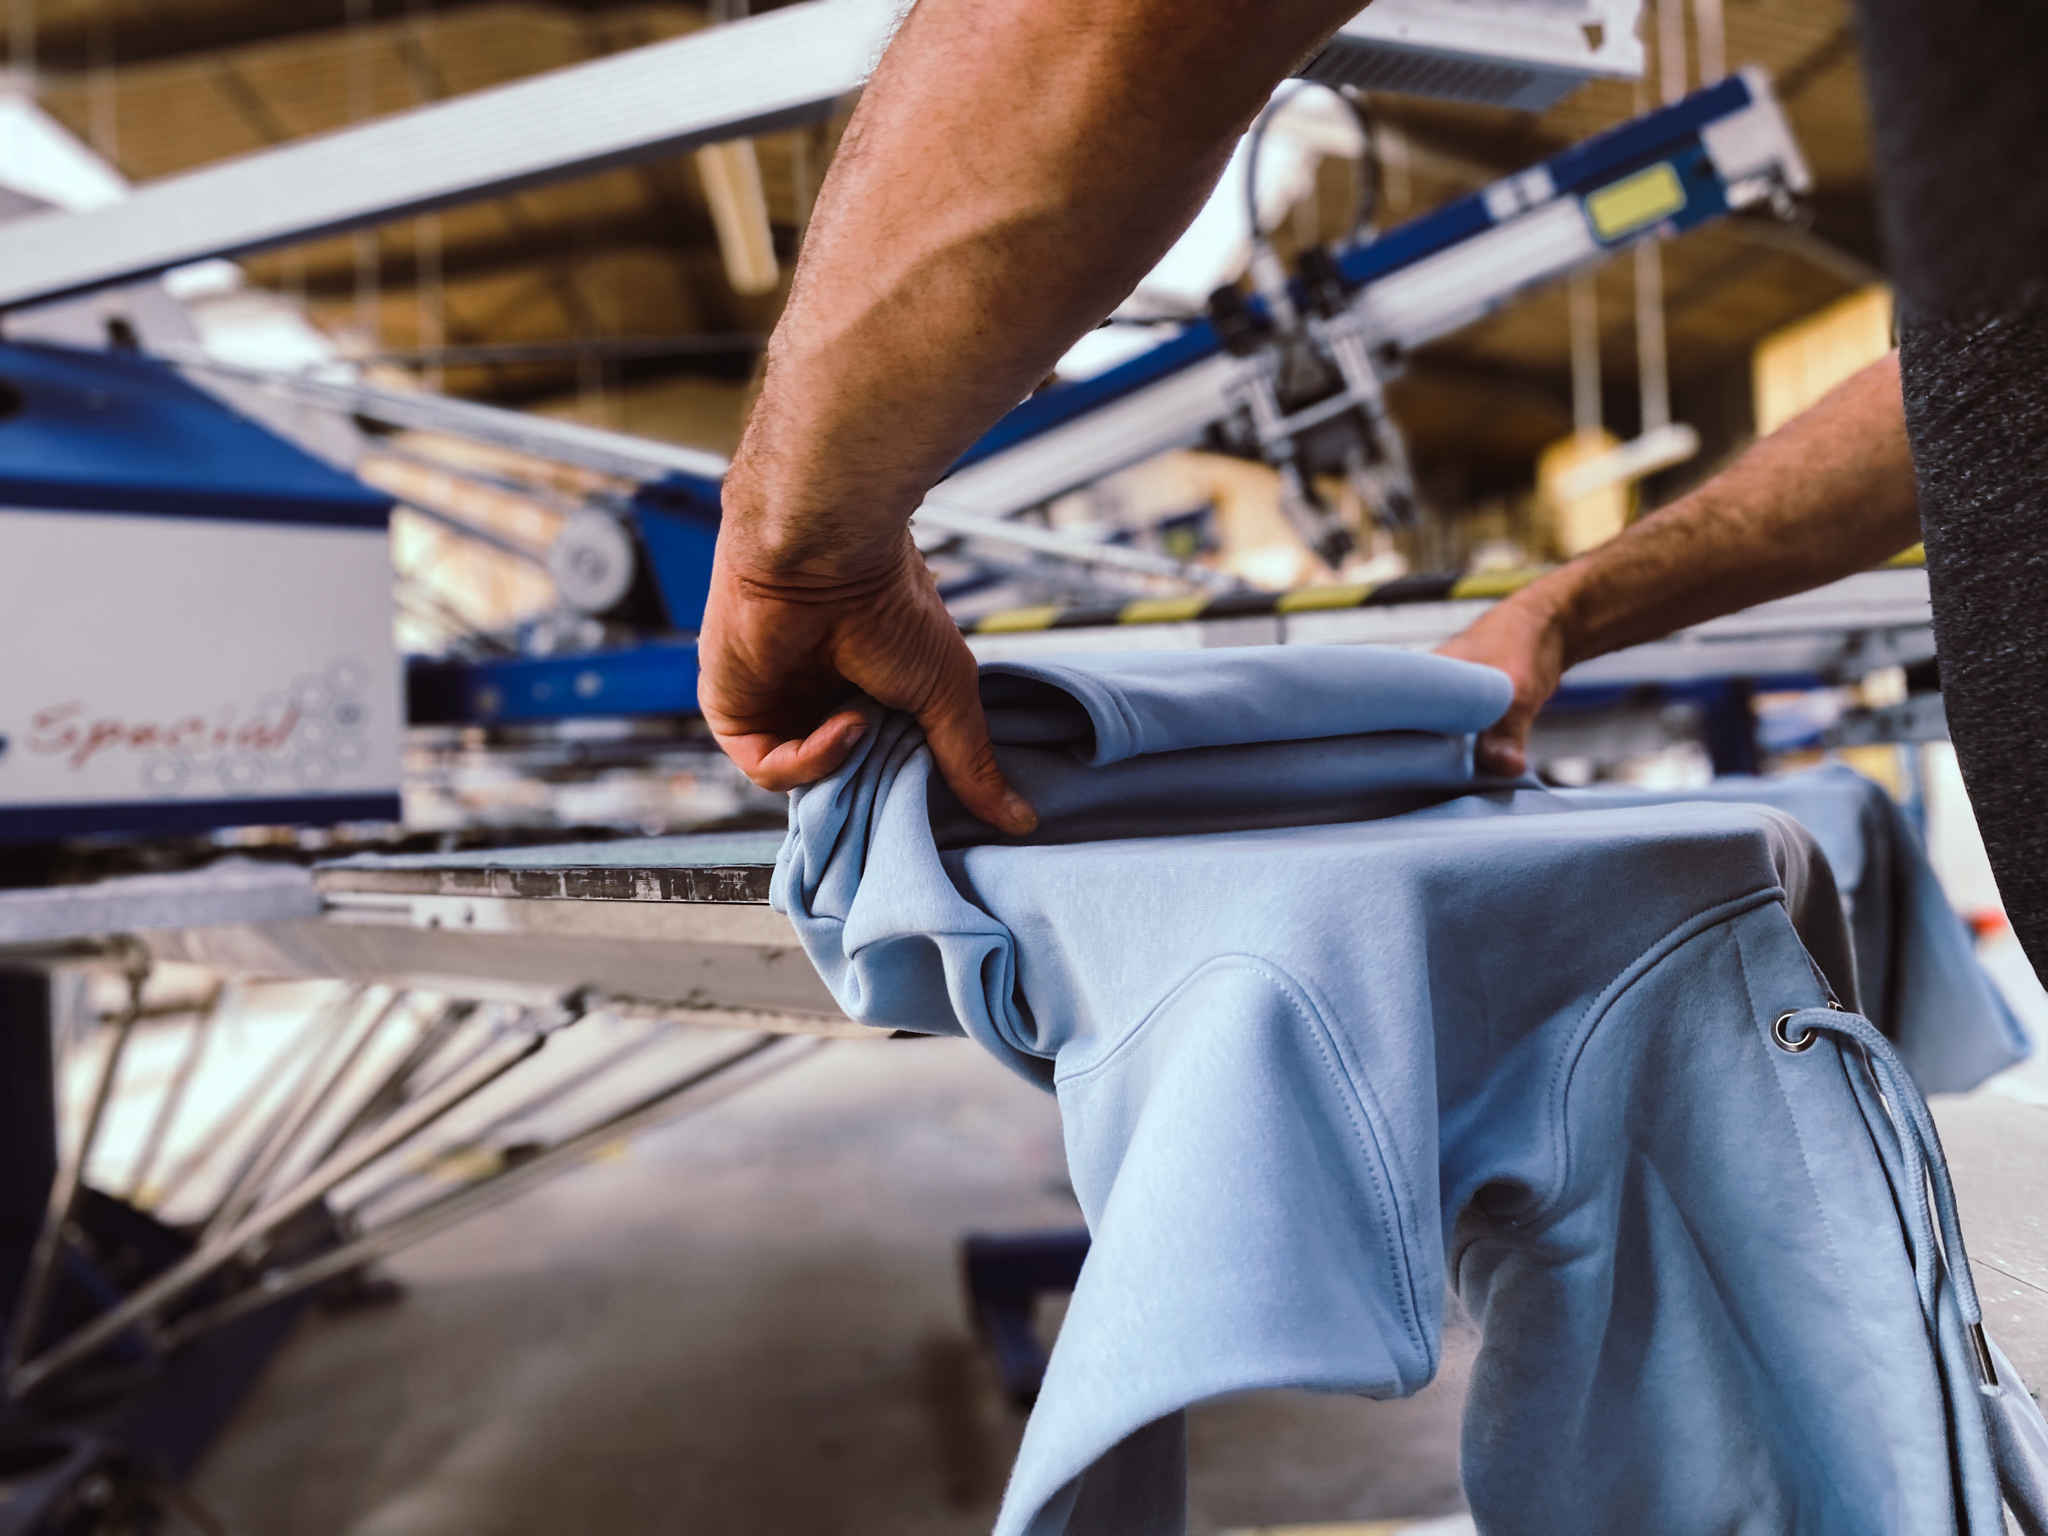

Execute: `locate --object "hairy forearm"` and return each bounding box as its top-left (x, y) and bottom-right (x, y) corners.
top-left (722, 0), bottom-right (1361, 577)
top-left (1530, 352), bottom-right (1920, 666)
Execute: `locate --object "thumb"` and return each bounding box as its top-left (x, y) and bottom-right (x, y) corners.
top-left (917, 660), bottom-right (1037, 836)
top-left (1475, 695), bottom-right (1538, 778)
top-left (1475, 724), bottom-right (1529, 778)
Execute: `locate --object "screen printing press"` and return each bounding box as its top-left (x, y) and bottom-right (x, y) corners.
top-left (0, 554), bottom-right (1942, 1016)
top-left (0, 550), bottom-right (1993, 1532)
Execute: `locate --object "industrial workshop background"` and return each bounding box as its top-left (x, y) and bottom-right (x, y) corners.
top-left (0, 1), bottom-right (2043, 1534)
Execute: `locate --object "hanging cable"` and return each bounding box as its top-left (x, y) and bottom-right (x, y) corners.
top-left (1241, 81), bottom-right (1312, 261)
top-left (1239, 81), bottom-right (1313, 328)
top-left (1336, 84), bottom-right (1380, 243)
top-left (87, 0), bottom-right (116, 161)
top-left (1569, 270), bottom-right (1602, 443)
top-left (346, 0), bottom-right (381, 353)
top-left (1693, 0), bottom-right (1727, 82)
top-left (404, 0), bottom-right (445, 392)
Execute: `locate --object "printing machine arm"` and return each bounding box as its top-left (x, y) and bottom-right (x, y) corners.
top-left (928, 69), bottom-right (1810, 555)
top-left (456, 73), bottom-right (1814, 727)
top-left (170, 71), bottom-right (1816, 738)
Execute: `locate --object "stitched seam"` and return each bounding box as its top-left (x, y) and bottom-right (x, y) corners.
top-left (1057, 951), bottom-right (1297, 1088)
top-left (1538, 886), bottom-right (1785, 1219)
top-left (1290, 970), bottom-right (1433, 1371)
top-left (1726, 922), bottom-right (1916, 1515)
top-left (1056, 953), bottom-right (1430, 1371)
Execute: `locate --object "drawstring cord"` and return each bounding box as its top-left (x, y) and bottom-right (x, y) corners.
top-left (1772, 1005), bottom-right (2001, 1393)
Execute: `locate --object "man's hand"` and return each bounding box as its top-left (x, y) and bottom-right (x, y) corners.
top-left (1436, 355), bottom-right (1921, 778)
top-left (697, 529), bottom-right (1037, 835)
top-left (1436, 585), bottom-right (1567, 778)
top-left (693, 0), bottom-right (1365, 826)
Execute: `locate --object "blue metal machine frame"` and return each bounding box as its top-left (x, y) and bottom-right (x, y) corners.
top-left (429, 73), bottom-right (1810, 730)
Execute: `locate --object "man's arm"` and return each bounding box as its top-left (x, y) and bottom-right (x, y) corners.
top-left (700, 0), bottom-right (1364, 833)
top-left (1438, 351), bottom-right (1922, 776)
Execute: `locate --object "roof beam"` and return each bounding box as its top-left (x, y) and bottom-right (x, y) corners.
top-left (0, 0), bottom-right (891, 311)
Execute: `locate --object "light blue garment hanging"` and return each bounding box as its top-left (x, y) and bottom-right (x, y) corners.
top-left (773, 646), bottom-right (2046, 1536)
top-left (1558, 764), bottom-right (2030, 1093)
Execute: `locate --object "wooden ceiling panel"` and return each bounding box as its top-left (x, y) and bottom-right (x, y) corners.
top-left (16, 0), bottom-right (711, 73)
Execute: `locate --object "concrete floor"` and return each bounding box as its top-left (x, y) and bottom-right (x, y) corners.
top-left (183, 983), bottom-right (2048, 1535)
top-left (190, 1035), bottom-right (1477, 1536)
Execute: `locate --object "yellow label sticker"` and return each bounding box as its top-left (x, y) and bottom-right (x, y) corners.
top-left (1585, 161), bottom-right (1686, 242)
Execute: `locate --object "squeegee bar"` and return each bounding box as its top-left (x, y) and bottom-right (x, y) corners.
top-left (0, 0), bottom-right (897, 312)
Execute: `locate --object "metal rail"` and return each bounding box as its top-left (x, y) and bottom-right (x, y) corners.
top-left (179, 357), bottom-right (1230, 586)
top-left (5, 955), bottom-right (149, 1371)
top-left (6, 996), bottom-right (582, 1398)
top-left (121, 983), bottom-right (224, 1205)
top-left (199, 989), bottom-right (411, 1242)
top-left (159, 1033), bottom-right (825, 1349)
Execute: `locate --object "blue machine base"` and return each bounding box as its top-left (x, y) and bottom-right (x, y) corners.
top-left (0, 795), bottom-right (402, 846)
top-left (408, 641), bottom-right (701, 726)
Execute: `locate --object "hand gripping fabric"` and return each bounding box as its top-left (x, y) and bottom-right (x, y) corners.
top-left (773, 646), bottom-right (2039, 1535)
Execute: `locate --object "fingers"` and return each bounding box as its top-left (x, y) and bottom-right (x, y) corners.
top-left (717, 708), bottom-right (870, 792)
top-left (698, 540), bottom-right (1033, 824)
top-left (1437, 592), bottom-right (1569, 782)
top-left (917, 658), bottom-right (1037, 836)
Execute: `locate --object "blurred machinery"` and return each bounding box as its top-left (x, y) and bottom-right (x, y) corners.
top-left (134, 69), bottom-right (1819, 746)
top-left (0, 13), bottom-right (1820, 836)
top-left (0, 344), bottom-right (402, 844)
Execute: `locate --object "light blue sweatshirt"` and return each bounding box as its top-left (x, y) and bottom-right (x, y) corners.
top-left (774, 646), bottom-right (2044, 1536)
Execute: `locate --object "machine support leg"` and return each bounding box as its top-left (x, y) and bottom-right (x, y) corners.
top-left (1700, 679), bottom-right (1760, 778)
top-left (0, 970), bottom-right (57, 1344)
top-left (7, 966), bottom-right (146, 1372)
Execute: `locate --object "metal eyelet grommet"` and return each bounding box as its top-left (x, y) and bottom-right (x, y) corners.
top-left (1773, 1011), bottom-right (1818, 1053)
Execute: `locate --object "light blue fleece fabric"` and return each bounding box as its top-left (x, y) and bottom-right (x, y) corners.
top-left (773, 646), bottom-right (2037, 1536)
top-left (1557, 765), bottom-right (2030, 1093)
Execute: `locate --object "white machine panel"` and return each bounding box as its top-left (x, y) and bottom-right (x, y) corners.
top-left (0, 509), bottom-right (401, 830)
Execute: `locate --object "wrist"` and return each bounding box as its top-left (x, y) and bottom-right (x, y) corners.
top-left (1510, 566), bottom-right (1590, 669)
top-left (717, 467), bottom-right (915, 588)
top-left (715, 511), bottom-right (918, 600)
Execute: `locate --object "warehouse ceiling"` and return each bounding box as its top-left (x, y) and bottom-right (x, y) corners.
top-left (9, 0), bottom-right (1880, 502)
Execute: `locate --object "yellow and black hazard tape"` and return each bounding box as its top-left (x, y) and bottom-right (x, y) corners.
top-left (961, 546), bottom-right (1931, 636)
top-left (961, 568), bottom-right (1544, 635)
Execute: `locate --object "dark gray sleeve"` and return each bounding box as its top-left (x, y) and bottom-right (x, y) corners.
top-left (1856, 0), bottom-right (2048, 980)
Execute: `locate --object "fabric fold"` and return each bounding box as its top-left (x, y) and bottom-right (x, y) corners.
top-left (976, 647), bottom-right (1514, 766)
top-left (1558, 764), bottom-right (2030, 1091)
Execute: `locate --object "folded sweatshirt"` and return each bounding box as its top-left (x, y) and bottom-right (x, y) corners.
top-left (775, 646), bottom-right (2040, 1535)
